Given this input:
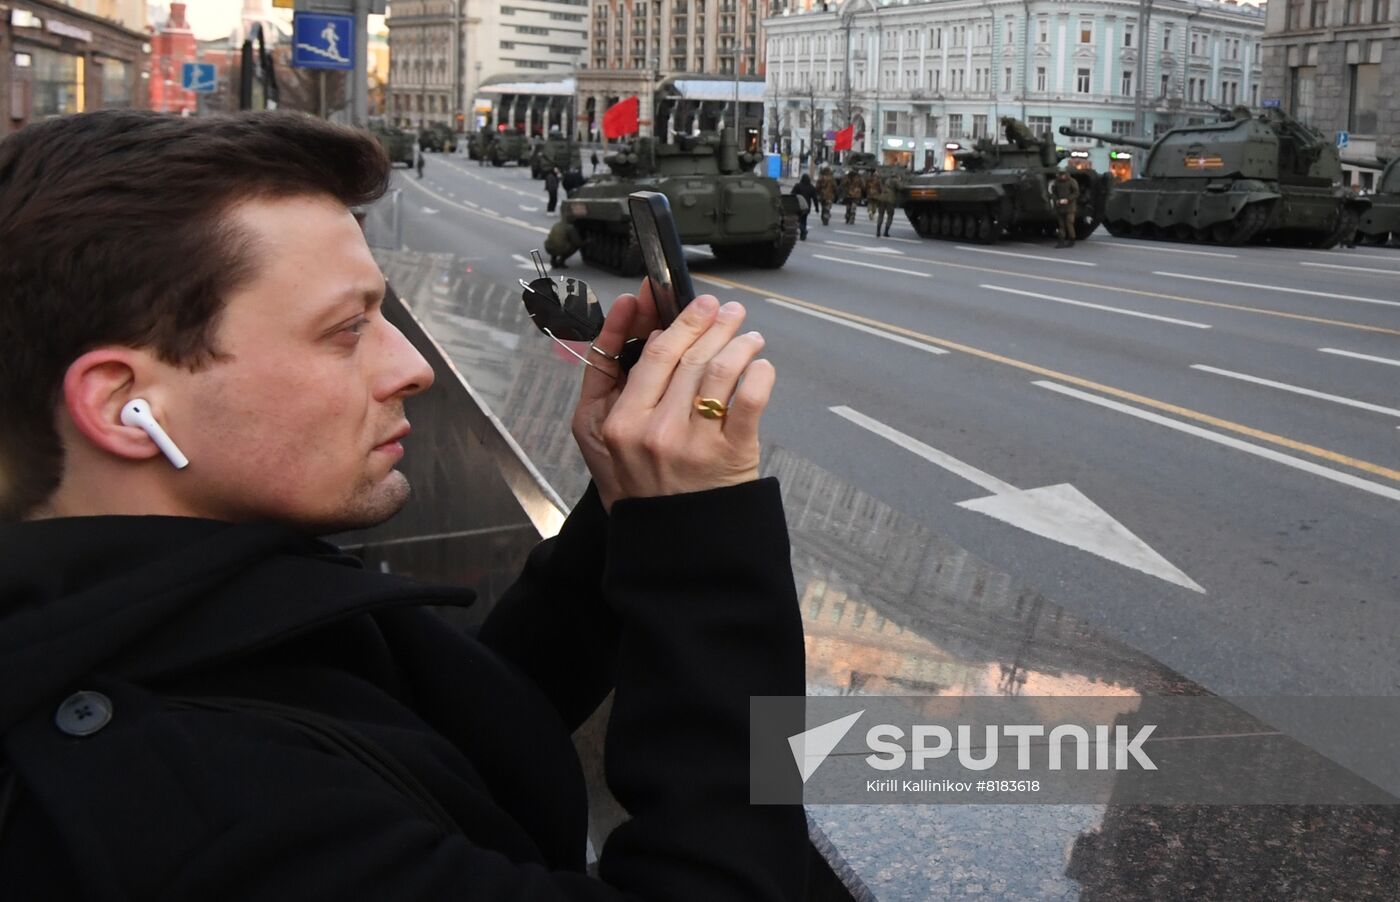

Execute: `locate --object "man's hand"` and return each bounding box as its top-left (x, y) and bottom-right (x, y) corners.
top-left (571, 281), bottom-right (773, 512)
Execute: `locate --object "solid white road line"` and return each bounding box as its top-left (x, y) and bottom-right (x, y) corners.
top-left (811, 254), bottom-right (931, 277)
top-left (955, 245), bottom-right (1097, 267)
top-left (823, 240), bottom-right (905, 255)
top-left (1299, 260), bottom-right (1400, 276)
top-left (1096, 240), bottom-right (1237, 259)
top-left (1318, 348), bottom-right (1400, 368)
top-left (1034, 381), bottom-right (1400, 503)
top-left (830, 406), bottom-right (1015, 495)
top-left (763, 297), bottom-right (949, 355)
top-left (1191, 365), bottom-right (1400, 420)
top-left (982, 284), bottom-right (1213, 329)
top-left (1153, 271), bottom-right (1400, 308)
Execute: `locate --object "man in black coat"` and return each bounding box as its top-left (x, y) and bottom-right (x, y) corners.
top-left (545, 166), bottom-right (561, 212)
top-left (562, 167), bottom-right (587, 197)
top-left (0, 110), bottom-right (807, 899)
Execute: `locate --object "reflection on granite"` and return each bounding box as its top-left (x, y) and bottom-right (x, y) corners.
top-left (366, 249), bottom-right (1400, 901)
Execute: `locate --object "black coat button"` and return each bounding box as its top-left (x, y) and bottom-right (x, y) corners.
top-left (55, 691), bottom-right (113, 737)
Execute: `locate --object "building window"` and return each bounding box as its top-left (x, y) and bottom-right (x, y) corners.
top-left (884, 111), bottom-right (899, 135)
top-left (972, 114), bottom-right (988, 138)
top-left (1027, 115), bottom-right (1051, 138)
top-left (1163, 26), bottom-right (1173, 51)
top-left (1121, 71), bottom-right (1134, 97)
top-left (1003, 67), bottom-right (1012, 90)
top-left (1124, 23), bottom-right (1135, 48)
top-left (1111, 119), bottom-right (1135, 135)
top-left (1290, 65), bottom-right (1317, 122)
top-left (1036, 66), bottom-right (1047, 91)
top-left (100, 59), bottom-right (131, 109)
top-left (1079, 19), bottom-right (1093, 43)
top-left (1076, 68), bottom-right (1091, 93)
top-left (1068, 117), bottom-right (1094, 142)
top-left (947, 113), bottom-right (963, 136)
top-left (1349, 63), bottom-right (1380, 133)
top-left (1373, 0), bottom-right (1391, 22)
top-left (1037, 18), bottom-right (1049, 43)
top-left (1160, 72), bottom-right (1171, 96)
top-left (31, 48), bottom-right (83, 116)
top-left (1310, 0), bottom-right (1329, 26)
top-left (1005, 19), bottom-right (1014, 43)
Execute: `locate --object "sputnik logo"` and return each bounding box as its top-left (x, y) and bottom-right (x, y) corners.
top-left (788, 710), bottom-right (865, 783)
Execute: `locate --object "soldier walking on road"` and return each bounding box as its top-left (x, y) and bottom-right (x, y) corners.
top-left (544, 167), bottom-right (561, 213)
top-left (872, 175), bottom-right (897, 238)
top-left (815, 166), bottom-right (837, 226)
top-left (841, 169), bottom-right (864, 225)
top-left (865, 170), bottom-right (882, 221)
top-left (792, 173), bottom-right (818, 241)
top-left (590, 150), bottom-right (600, 174)
top-left (1052, 170), bottom-right (1080, 248)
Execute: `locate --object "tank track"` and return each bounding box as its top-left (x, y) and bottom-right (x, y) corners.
top-left (906, 206), bottom-right (1000, 243)
top-left (1309, 205), bottom-right (1360, 250)
top-left (579, 226), bottom-right (644, 276)
top-left (1104, 201), bottom-right (1272, 247)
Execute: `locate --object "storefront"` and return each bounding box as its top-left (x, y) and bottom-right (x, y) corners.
top-left (3, 1), bottom-right (147, 134)
top-left (1107, 149), bottom-right (1135, 182)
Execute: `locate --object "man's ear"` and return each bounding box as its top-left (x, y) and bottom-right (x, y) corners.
top-left (62, 349), bottom-right (169, 463)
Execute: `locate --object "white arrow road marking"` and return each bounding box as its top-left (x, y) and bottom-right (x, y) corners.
top-left (1319, 348), bottom-right (1400, 368)
top-left (511, 253), bottom-right (541, 271)
top-left (789, 711), bottom-right (864, 783)
top-left (519, 204), bottom-right (540, 212)
top-left (1034, 381), bottom-right (1400, 503)
top-left (955, 246), bottom-right (1097, 267)
top-left (764, 298), bottom-right (949, 355)
top-left (981, 284), bottom-right (1213, 329)
top-left (833, 228), bottom-right (923, 245)
top-left (420, 207), bottom-right (439, 215)
top-left (1191, 365), bottom-right (1400, 419)
top-left (823, 240), bottom-right (905, 255)
top-left (830, 405), bottom-right (1205, 593)
top-left (811, 254), bottom-right (931, 277)
top-left (1154, 272), bottom-right (1400, 308)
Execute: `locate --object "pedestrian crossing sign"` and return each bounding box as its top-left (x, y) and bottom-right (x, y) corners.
top-left (181, 62), bottom-right (216, 93)
top-left (292, 12), bottom-right (354, 71)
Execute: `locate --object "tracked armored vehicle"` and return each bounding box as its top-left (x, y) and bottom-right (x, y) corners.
top-left (1342, 156), bottom-right (1399, 246)
top-left (561, 129), bottom-right (801, 275)
top-left (530, 134), bottom-right (583, 179)
top-left (899, 118), bottom-right (1107, 243)
top-left (489, 129), bottom-right (531, 167)
top-left (371, 125), bottom-right (415, 167)
top-left (1059, 109), bottom-right (1369, 248)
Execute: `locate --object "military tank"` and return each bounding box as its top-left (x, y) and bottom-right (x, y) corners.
top-left (562, 128), bottom-right (800, 275)
top-left (370, 124), bottom-right (415, 167)
top-left (899, 118), bottom-right (1107, 243)
top-left (833, 151), bottom-right (909, 205)
top-left (1059, 108), bottom-right (1369, 248)
top-left (530, 133), bottom-right (583, 179)
top-left (1341, 156), bottom-right (1399, 246)
top-left (489, 129), bottom-right (531, 167)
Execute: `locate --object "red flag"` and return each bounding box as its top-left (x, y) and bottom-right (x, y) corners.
top-left (833, 125), bottom-right (854, 152)
top-left (602, 96), bottom-right (640, 139)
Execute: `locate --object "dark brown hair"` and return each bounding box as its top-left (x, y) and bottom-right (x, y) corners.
top-left (0, 110), bottom-right (390, 520)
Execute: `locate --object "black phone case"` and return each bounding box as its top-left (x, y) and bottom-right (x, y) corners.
top-left (627, 191), bottom-right (696, 326)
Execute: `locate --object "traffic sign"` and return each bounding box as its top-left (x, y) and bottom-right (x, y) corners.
top-left (292, 12), bottom-right (353, 70)
top-left (1336, 131), bottom-right (1349, 149)
top-left (1260, 98), bottom-right (1281, 108)
top-left (181, 62), bottom-right (216, 93)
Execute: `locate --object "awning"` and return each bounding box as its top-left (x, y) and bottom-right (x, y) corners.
top-left (667, 79), bottom-right (766, 103)
top-left (477, 78), bottom-right (577, 97)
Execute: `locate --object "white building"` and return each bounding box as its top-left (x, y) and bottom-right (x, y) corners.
top-left (387, 0), bottom-right (589, 130)
top-left (763, 0), bottom-right (1266, 175)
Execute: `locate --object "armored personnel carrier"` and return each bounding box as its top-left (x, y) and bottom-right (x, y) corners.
top-left (1342, 156), bottom-right (1399, 246)
top-left (530, 134), bottom-right (583, 179)
top-left (1059, 108), bottom-right (1369, 247)
top-left (371, 125), bottom-right (415, 167)
top-left (562, 129), bottom-right (801, 274)
top-left (489, 129), bottom-right (531, 167)
top-left (899, 118), bottom-right (1107, 243)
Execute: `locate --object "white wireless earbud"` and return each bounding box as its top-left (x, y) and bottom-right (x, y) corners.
top-left (120, 399), bottom-right (189, 470)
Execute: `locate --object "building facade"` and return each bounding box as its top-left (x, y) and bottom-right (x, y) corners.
top-left (763, 0), bottom-right (1265, 175)
top-left (577, 0), bottom-right (768, 138)
top-left (148, 1), bottom-right (195, 114)
top-left (1260, 0), bottom-right (1398, 188)
top-left (386, 0), bottom-right (589, 131)
top-left (2, 0), bottom-right (148, 134)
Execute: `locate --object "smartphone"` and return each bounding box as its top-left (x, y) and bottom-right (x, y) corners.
top-left (628, 191), bottom-right (695, 328)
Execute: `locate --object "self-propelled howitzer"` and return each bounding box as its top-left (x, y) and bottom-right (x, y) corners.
top-left (1058, 109), bottom-right (1369, 247)
top-left (1341, 156), bottom-right (1399, 247)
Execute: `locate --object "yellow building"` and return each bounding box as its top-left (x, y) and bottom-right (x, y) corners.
top-left (57, 0), bottom-right (147, 32)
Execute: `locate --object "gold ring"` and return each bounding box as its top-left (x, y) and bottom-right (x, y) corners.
top-left (695, 397), bottom-right (728, 420)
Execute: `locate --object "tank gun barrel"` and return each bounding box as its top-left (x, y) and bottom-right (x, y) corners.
top-left (1058, 125), bottom-right (1153, 150)
top-left (1340, 157), bottom-right (1386, 171)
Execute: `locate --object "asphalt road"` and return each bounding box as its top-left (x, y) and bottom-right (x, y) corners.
top-left (388, 153), bottom-right (1400, 700)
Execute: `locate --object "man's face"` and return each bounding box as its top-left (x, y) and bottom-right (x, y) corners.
top-left (164, 195), bottom-right (435, 534)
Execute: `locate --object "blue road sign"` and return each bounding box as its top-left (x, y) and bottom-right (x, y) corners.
top-left (292, 12), bottom-right (354, 71)
top-left (1336, 131), bottom-right (1349, 149)
top-left (181, 62), bottom-right (216, 93)
top-left (1260, 98), bottom-right (1282, 108)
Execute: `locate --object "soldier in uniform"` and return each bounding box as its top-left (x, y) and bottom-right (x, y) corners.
top-left (1051, 169), bottom-right (1080, 247)
top-left (544, 218), bottom-right (583, 268)
top-left (873, 173), bottom-right (898, 238)
top-left (815, 165), bottom-right (838, 226)
top-left (864, 170), bottom-right (883, 221)
top-left (1000, 116), bottom-right (1038, 149)
top-left (841, 167), bottom-right (864, 224)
